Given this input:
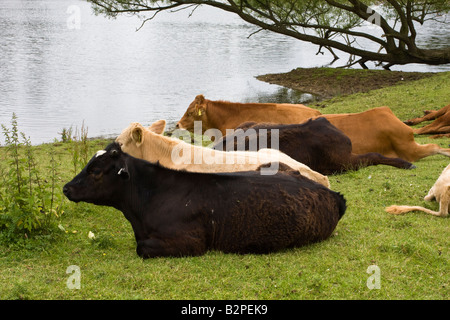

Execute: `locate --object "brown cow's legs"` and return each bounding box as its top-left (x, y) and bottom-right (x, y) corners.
top-left (395, 143), bottom-right (450, 162)
top-left (415, 125), bottom-right (450, 135)
top-left (430, 133), bottom-right (450, 139)
top-left (404, 105), bottom-right (450, 126)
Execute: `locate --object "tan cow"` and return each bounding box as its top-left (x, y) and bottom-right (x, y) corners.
top-left (116, 120), bottom-right (330, 187)
top-left (176, 94), bottom-right (322, 135)
top-left (385, 164), bottom-right (450, 217)
top-left (319, 107), bottom-right (450, 162)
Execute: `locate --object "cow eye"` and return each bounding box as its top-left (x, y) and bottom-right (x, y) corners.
top-left (88, 167), bottom-right (103, 177)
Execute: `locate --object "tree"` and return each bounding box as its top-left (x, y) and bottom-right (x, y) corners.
top-left (86, 0), bottom-right (450, 69)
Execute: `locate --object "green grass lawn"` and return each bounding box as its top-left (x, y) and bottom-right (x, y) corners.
top-left (0, 71), bottom-right (448, 300)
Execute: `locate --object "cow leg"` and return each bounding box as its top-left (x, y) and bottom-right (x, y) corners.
top-left (430, 133), bottom-right (450, 139)
top-left (136, 236), bottom-right (206, 258)
top-left (136, 238), bottom-right (171, 258)
top-left (425, 144), bottom-right (450, 160)
top-left (349, 153), bottom-right (415, 170)
top-left (435, 126), bottom-right (450, 133)
top-left (424, 186), bottom-right (436, 202)
top-left (404, 110), bottom-right (439, 125)
top-left (436, 187), bottom-right (450, 217)
top-left (404, 105), bottom-right (450, 126)
top-left (394, 142), bottom-right (450, 162)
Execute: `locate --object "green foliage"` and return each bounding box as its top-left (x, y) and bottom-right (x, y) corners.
top-left (0, 114), bottom-right (63, 240)
top-left (59, 126), bottom-right (73, 143)
top-left (61, 121), bottom-right (90, 175)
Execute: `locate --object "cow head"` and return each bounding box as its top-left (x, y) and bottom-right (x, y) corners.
top-left (63, 143), bottom-right (130, 206)
top-left (176, 94), bottom-right (207, 132)
top-left (116, 120), bottom-right (166, 160)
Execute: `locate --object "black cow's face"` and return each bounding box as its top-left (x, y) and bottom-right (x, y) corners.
top-left (63, 143), bottom-right (129, 205)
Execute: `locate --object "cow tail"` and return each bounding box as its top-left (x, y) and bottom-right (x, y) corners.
top-left (386, 185), bottom-right (450, 217)
top-left (385, 205), bottom-right (439, 216)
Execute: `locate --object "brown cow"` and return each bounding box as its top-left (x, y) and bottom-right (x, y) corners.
top-left (404, 104), bottom-right (450, 136)
top-left (178, 97), bottom-right (450, 162)
top-left (212, 118), bottom-right (415, 175)
top-left (176, 94), bottom-right (322, 135)
top-left (319, 107), bottom-right (450, 162)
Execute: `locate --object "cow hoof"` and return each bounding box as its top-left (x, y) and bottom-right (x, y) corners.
top-left (408, 164), bottom-right (417, 169)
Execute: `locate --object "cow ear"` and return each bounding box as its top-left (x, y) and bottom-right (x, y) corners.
top-left (195, 96), bottom-right (206, 116)
top-left (195, 95), bottom-right (206, 114)
top-left (110, 149), bottom-right (120, 158)
top-left (195, 94), bottom-right (205, 105)
top-left (131, 125), bottom-right (144, 146)
top-left (148, 120), bottom-right (166, 135)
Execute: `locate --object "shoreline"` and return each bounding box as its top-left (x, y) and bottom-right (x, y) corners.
top-left (20, 68), bottom-right (449, 146)
top-left (256, 67), bottom-right (437, 101)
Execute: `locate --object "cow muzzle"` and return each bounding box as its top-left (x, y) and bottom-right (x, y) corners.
top-left (63, 184), bottom-right (79, 203)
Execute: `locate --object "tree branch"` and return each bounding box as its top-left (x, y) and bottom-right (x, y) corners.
top-left (86, 0), bottom-right (450, 67)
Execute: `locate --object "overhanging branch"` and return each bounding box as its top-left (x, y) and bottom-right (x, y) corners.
top-left (86, 0), bottom-right (450, 67)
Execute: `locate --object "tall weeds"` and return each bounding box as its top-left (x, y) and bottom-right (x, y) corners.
top-left (62, 121), bottom-right (89, 175)
top-left (0, 114), bottom-right (63, 240)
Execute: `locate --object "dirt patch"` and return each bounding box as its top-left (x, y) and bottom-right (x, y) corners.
top-left (256, 67), bottom-right (436, 101)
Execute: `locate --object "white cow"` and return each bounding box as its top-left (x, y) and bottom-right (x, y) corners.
top-left (386, 163), bottom-right (450, 217)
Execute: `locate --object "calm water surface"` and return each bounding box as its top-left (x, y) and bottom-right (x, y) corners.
top-left (1, 0), bottom-right (449, 144)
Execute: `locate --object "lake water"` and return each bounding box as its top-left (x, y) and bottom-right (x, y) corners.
top-left (1, 0), bottom-right (449, 144)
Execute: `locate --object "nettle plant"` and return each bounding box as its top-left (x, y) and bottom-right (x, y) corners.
top-left (0, 114), bottom-right (63, 239)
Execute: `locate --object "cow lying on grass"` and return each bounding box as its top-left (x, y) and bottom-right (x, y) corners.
top-left (176, 94), bottom-right (322, 135)
top-left (63, 143), bottom-right (347, 258)
top-left (178, 99), bottom-right (450, 162)
top-left (385, 164), bottom-right (450, 217)
top-left (212, 118), bottom-right (414, 175)
top-left (115, 120), bottom-right (330, 188)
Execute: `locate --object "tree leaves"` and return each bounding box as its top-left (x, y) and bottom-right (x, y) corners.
top-left (86, 0), bottom-right (450, 67)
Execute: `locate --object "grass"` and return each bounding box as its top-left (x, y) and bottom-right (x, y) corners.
top-left (0, 71), bottom-right (449, 300)
top-left (318, 70), bottom-right (450, 119)
top-left (257, 67), bottom-right (436, 100)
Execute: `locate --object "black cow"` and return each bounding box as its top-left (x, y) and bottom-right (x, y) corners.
top-left (212, 118), bottom-right (414, 175)
top-left (63, 142), bottom-right (346, 258)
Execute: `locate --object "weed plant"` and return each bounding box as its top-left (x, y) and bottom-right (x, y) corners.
top-left (61, 121), bottom-right (90, 175)
top-left (0, 114), bottom-right (63, 241)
